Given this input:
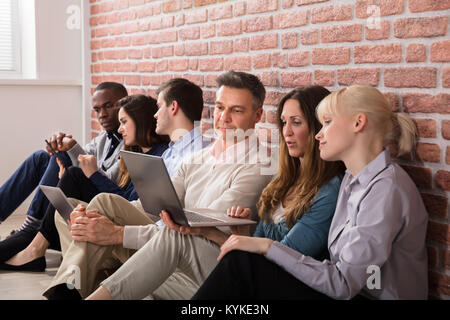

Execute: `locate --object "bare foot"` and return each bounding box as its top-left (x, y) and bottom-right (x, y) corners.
top-left (5, 232), bottom-right (49, 266)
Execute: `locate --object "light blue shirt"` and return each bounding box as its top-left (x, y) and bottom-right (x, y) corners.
top-left (161, 126), bottom-right (211, 177)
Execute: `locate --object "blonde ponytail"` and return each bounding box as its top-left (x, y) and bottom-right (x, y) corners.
top-left (391, 112), bottom-right (417, 156)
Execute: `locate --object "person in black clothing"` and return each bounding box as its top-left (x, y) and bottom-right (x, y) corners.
top-left (0, 95), bottom-right (169, 272)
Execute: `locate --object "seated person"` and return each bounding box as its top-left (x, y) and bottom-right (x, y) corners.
top-left (0, 82), bottom-right (127, 261)
top-left (0, 94), bottom-right (169, 271)
top-left (87, 85), bottom-right (346, 300)
top-left (44, 71), bottom-right (274, 300)
top-left (192, 85), bottom-right (429, 300)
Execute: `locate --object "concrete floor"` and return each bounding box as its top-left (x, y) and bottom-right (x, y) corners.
top-left (0, 207), bottom-right (62, 300)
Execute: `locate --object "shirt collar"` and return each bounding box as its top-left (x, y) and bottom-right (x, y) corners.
top-left (168, 127), bottom-right (198, 151)
top-left (347, 148), bottom-right (391, 189)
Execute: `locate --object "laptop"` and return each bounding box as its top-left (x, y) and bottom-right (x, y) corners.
top-left (40, 185), bottom-right (74, 221)
top-left (120, 150), bottom-right (257, 227)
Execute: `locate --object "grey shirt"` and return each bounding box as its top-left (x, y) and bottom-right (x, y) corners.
top-left (266, 149), bottom-right (428, 300)
top-left (67, 131), bottom-right (124, 181)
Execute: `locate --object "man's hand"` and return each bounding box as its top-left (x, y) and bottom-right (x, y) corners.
top-left (160, 210), bottom-right (206, 237)
top-left (78, 155), bottom-right (98, 178)
top-left (70, 210), bottom-right (123, 246)
top-left (47, 132), bottom-right (77, 153)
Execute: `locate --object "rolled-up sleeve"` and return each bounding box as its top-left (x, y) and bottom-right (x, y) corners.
top-left (266, 180), bottom-right (404, 299)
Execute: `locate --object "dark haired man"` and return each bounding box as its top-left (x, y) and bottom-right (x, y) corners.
top-left (0, 82), bottom-right (127, 262)
top-left (45, 71), bottom-right (273, 300)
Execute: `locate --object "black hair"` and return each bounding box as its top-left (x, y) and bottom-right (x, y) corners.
top-left (95, 82), bottom-right (128, 98)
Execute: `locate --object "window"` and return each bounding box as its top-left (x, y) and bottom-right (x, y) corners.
top-left (0, 0), bottom-right (20, 74)
top-left (0, 0), bottom-right (36, 79)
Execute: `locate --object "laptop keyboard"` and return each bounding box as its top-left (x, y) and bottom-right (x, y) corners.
top-left (184, 210), bottom-right (219, 223)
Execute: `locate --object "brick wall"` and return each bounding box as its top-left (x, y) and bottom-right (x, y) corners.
top-left (88, 0), bottom-right (450, 299)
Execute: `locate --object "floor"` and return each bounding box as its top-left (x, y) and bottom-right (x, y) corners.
top-left (0, 207), bottom-right (62, 300)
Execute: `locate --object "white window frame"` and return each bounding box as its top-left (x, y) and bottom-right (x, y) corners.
top-left (0, 0), bottom-right (36, 79)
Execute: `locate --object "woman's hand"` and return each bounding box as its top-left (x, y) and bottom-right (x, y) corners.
top-left (56, 157), bottom-right (66, 179)
top-left (227, 205), bottom-right (252, 236)
top-left (78, 154), bottom-right (98, 178)
top-left (217, 235), bottom-right (274, 261)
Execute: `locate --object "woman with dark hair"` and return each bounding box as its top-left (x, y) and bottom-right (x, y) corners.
top-left (0, 95), bottom-right (169, 272)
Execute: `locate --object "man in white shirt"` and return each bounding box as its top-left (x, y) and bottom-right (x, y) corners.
top-left (44, 71), bottom-right (274, 300)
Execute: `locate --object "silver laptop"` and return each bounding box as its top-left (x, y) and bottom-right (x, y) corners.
top-left (40, 185), bottom-right (74, 221)
top-left (120, 150), bottom-right (257, 227)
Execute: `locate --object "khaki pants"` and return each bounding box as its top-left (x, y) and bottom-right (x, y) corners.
top-left (43, 193), bottom-right (158, 298)
top-left (101, 224), bottom-right (221, 300)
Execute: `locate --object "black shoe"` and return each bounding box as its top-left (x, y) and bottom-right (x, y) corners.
top-left (44, 284), bottom-right (82, 300)
top-left (0, 227), bottom-right (38, 262)
top-left (0, 256), bottom-right (46, 272)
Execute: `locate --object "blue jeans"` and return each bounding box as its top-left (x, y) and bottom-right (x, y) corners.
top-left (0, 150), bottom-right (72, 222)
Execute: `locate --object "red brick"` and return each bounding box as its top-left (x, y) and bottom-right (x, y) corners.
top-left (282, 32), bottom-right (298, 49)
top-left (205, 74), bottom-right (218, 87)
top-left (355, 0), bottom-right (404, 18)
top-left (321, 24), bottom-right (363, 43)
top-left (296, 0), bottom-right (328, 5)
top-left (406, 44), bottom-right (427, 62)
top-left (182, 74), bottom-right (204, 87)
top-left (189, 59), bottom-right (198, 71)
top-left (288, 51), bottom-right (309, 67)
top-left (203, 90), bottom-right (216, 104)
top-left (272, 52), bottom-right (288, 69)
top-left (338, 68), bottom-right (380, 86)
top-left (201, 24), bottom-right (216, 38)
top-left (383, 92), bottom-right (400, 112)
top-left (137, 61), bottom-right (155, 73)
top-left (442, 120), bottom-right (450, 140)
top-left (156, 60), bottom-right (168, 72)
top-left (443, 67), bottom-right (450, 88)
top-left (217, 21), bottom-right (242, 36)
top-left (416, 143), bottom-right (441, 163)
top-left (312, 5), bottom-right (352, 24)
top-left (301, 29), bottom-right (319, 45)
top-left (447, 146), bottom-right (450, 165)
top-left (234, 38), bottom-right (249, 52)
top-left (282, 0), bottom-right (294, 8)
top-left (409, 0), bottom-right (450, 12)
top-left (194, 0), bottom-right (216, 6)
top-left (179, 27), bottom-right (200, 40)
top-left (225, 56), bottom-right (251, 71)
top-left (210, 40), bottom-right (233, 55)
top-left (160, 30), bottom-right (177, 43)
top-left (253, 54), bottom-right (271, 69)
top-left (394, 17), bottom-right (448, 38)
top-left (185, 8), bottom-right (208, 24)
top-left (431, 41), bottom-right (450, 62)
top-left (247, 0), bottom-right (278, 14)
top-left (428, 246), bottom-right (439, 268)
top-left (402, 93), bottom-right (449, 114)
top-left (169, 59), bottom-right (189, 72)
top-left (413, 119), bottom-right (437, 138)
top-left (429, 271), bottom-right (450, 296)
top-left (259, 71), bottom-right (279, 87)
top-left (234, 2), bottom-right (246, 16)
top-left (273, 10), bottom-right (308, 29)
top-left (125, 75), bottom-right (141, 86)
top-left (209, 4), bottom-right (233, 21)
top-left (162, 0), bottom-right (179, 12)
top-left (443, 249), bottom-right (450, 270)
top-left (280, 72), bottom-right (312, 88)
top-left (365, 21), bottom-right (390, 40)
top-left (400, 164), bottom-right (433, 189)
top-left (250, 34), bottom-right (278, 51)
top-left (354, 44), bottom-right (402, 64)
top-left (384, 67), bottom-right (437, 88)
top-left (312, 47), bottom-right (350, 65)
top-left (185, 42), bottom-right (208, 56)
top-left (314, 70), bottom-right (335, 86)
top-left (422, 193), bottom-right (448, 220)
top-left (199, 58), bottom-right (224, 71)
top-left (436, 170), bottom-right (450, 191)
top-left (265, 91), bottom-right (285, 106)
top-left (427, 221), bottom-right (450, 245)
top-left (244, 16), bottom-right (273, 33)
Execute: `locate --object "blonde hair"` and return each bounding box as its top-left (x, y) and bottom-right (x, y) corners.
top-left (316, 85), bottom-right (417, 156)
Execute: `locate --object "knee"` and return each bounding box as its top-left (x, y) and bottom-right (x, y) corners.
top-left (32, 150), bottom-right (50, 164)
top-left (87, 193), bottom-right (123, 216)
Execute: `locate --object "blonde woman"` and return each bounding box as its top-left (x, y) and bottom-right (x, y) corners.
top-left (193, 85), bottom-right (428, 300)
